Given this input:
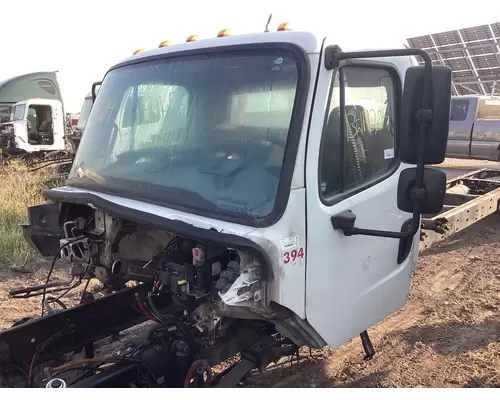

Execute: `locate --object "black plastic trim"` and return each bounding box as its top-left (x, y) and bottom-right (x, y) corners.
top-left (91, 81), bottom-right (102, 103)
top-left (302, 36), bottom-right (328, 313)
top-left (72, 43), bottom-right (311, 229)
top-left (318, 61), bottom-right (403, 207)
top-left (397, 218), bottom-right (414, 264)
top-left (41, 188), bottom-right (274, 280)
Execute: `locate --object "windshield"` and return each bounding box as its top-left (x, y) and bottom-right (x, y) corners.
top-left (76, 96), bottom-right (92, 130)
top-left (68, 50), bottom-right (301, 221)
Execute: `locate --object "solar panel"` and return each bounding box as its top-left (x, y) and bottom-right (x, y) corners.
top-left (406, 22), bottom-right (500, 96)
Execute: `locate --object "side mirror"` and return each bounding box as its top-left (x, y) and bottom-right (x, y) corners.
top-left (397, 167), bottom-right (447, 214)
top-left (400, 66), bottom-right (452, 165)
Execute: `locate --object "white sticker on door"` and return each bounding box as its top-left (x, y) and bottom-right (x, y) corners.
top-left (384, 148), bottom-right (395, 160)
top-left (280, 236), bottom-right (304, 266)
top-left (280, 236), bottom-right (297, 251)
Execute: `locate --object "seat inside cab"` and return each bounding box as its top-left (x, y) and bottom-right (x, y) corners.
top-left (27, 104), bottom-right (54, 145)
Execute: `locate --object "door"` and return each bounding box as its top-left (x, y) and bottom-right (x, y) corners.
top-left (11, 102), bottom-right (28, 150)
top-left (304, 41), bottom-right (419, 349)
top-left (447, 97), bottom-right (475, 159)
top-left (51, 102), bottom-right (67, 150)
top-left (470, 98), bottom-right (500, 161)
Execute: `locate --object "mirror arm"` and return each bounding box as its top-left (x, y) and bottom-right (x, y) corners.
top-left (91, 81), bottom-right (102, 104)
top-left (328, 47), bottom-right (434, 240)
top-left (331, 207), bottom-right (421, 238)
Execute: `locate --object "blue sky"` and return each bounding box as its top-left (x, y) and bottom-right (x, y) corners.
top-left (2, 0), bottom-right (498, 112)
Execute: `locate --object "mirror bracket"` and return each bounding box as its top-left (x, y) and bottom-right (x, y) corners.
top-left (324, 45), bottom-right (343, 70)
top-left (416, 108), bottom-right (433, 123)
top-left (331, 211), bottom-right (419, 239)
top-left (91, 81), bottom-right (102, 104)
top-left (331, 210), bottom-right (356, 236)
top-left (410, 187), bottom-right (426, 202)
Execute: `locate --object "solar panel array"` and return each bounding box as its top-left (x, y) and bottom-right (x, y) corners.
top-left (406, 22), bottom-right (500, 96)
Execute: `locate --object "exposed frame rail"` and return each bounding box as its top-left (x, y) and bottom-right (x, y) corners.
top-left (419, 168), bottom-right (500, 252)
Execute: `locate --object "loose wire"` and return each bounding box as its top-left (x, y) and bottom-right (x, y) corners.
top-left (41, 237), bottom-right (85, 317)
top-left (134, 293), bottom-right (162, 323)
top-left (28, 353), bottom-right (39, 387)
top-left (52, 260), bottom-right (91, 302)
top-left (147, 293), bottom-right (168, 322)
top-left (79, 277), bottom-right (92, 304)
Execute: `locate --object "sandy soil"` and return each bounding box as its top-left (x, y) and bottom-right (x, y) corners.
top-left (0, 158), bottom-right (498, 388)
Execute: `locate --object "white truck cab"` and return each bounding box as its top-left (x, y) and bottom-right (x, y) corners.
top-left (23, 27), bottom-right (452, 356)
top-left (0, 98), bottom-right (66, 155)
top-left (77, 93), bottom-right (92, 131)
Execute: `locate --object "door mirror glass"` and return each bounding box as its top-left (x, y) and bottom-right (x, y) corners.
top-left (400, 65), bottom-right (452, 165)
top-left (397, 167), bottom-right (447, 214)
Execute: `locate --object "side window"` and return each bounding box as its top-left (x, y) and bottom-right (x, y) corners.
top-left (450, 99), bottom-right (469, 121)
top-left (319, 66), bottom-right (398, 199)
top-left (28, 107), bottom-right (37, 134)
top-left (13, 105), bottom-right (26, 121)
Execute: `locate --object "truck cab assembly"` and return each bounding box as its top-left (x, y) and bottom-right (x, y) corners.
top-left (0, 25), bottom-right (456, 388)
top-left (0, 71), bottom-right (73, 166)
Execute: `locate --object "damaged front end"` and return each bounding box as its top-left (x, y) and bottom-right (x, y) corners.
top-left (21, 189), bottom-right (276, 342)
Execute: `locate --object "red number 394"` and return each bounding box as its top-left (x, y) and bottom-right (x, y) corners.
top-left (283, 247), bottom-right (305, 264)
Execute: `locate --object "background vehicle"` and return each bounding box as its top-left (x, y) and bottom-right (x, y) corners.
top-left (66, 86), bottom-right (100, 153)
top-left (65, 92), bottom-right (91, 153)
top-left (0, 71), bottom-right (64, 124)
top-left (0, 26), bottom-right (453, 388)
top-left (0, 71), bottom-right (80, 164)
top-left (0, 98), bottom-right (66, 156)
top-left (446, 95), bottom-right (500, 161)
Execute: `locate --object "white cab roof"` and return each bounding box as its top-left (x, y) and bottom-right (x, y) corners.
top-left (116, 31), bottom-right (324, 67)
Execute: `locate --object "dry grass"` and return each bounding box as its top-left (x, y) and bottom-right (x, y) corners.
top-left (0, 161), bottom-right (60, 269)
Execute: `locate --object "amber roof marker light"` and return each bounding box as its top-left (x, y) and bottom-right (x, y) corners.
top-left (217, 29), bottom-right (232, 37)
top-left (159, 40), bottom-right (172, 48)
top-left (277, 22), bottom-right (293, 31)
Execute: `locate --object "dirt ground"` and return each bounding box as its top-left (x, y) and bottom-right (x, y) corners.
top-left (0, 159), bottom-right (498, 388)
